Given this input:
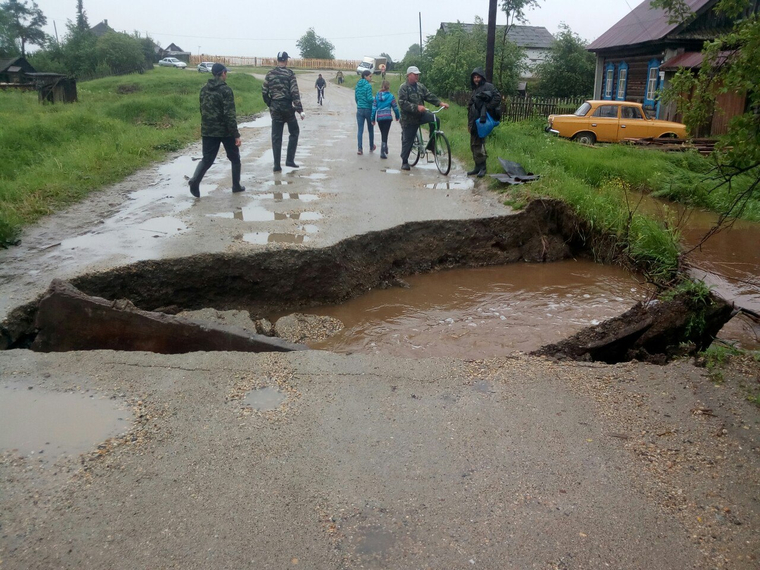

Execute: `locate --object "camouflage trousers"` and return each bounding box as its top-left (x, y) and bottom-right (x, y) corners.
top-left (470, 128), bottom-right (487, 165)
top-left (270, 107), bottom-right (299, 168)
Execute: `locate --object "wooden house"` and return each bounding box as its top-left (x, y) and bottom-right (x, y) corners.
top-left (587, 0), bottom-right (755, 135)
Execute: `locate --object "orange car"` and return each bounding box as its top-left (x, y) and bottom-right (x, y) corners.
top-left (546, 100), bottom-right (687, 144)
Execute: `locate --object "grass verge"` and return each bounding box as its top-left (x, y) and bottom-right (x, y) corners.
top-left (0, 67), bottom-right (266, 246)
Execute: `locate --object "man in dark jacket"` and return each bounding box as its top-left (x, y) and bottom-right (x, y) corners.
top-left (188, 63), bottom-right (244, 197)
top-left (397, 65), bottom-right (448, 170)
top-left (263, 51), bottom-right (304, 172)
top-left (467, 67), bottom-right (502, 177)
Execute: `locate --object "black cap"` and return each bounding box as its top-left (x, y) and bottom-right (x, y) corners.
top-left (211, 63), bottom-right (227, 75)
top-left (277, 51), bottom-right (289, 61)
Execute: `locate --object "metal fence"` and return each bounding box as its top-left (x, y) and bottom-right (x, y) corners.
top-left (448, 93), bottom-right (586, 122)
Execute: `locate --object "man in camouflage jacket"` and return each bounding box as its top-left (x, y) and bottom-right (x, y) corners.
top-left (188, 63), bottom-right (244, 197)
top-left (263, 52), bottom-right (304, 171)
top-left (397, 65), bottom-right (448, 170)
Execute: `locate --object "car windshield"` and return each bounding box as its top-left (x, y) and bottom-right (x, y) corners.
top-left (360, 63), bottom-right (371, 68)
top-left (574, 102), bottom-right (592, 116)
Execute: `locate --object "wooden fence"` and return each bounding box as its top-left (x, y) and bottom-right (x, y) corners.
top-left (448, 93), bottom-right (586, 122)
top-left (189, 55), bottom-right (360, 70)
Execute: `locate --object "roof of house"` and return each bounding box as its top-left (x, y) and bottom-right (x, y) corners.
top-left (587, 0), bottom-right (715, 51)
top-left (439, 23), bottom-right (555, 48)
top-left (90, 20), bottom-right (114, 37)
top-left (0, 57), bottom-right (36, 73)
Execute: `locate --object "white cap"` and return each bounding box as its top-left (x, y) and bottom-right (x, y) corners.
top-left (406, 66), bottom-right (421, 75)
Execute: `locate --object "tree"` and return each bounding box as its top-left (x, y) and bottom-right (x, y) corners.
top-left (1, 0), bottom-right (47, 57)
top-left (75, 0), bottom-right (89, 31)
top-left (96, 31), bottom-right (144, 75)
top-left (497, 1), bottom-right (539, 90)
top-left (398, 43), bottom-right (422, 72)
top-left (419, 20), bottom-right (524, 97)
top-left (0, 8), bottom-right (17, 57)
top-left (296, 28), bottom-right (335, 60)
top-left (533, 24), bottom-right (595, 97)
top-left (500, 0), bottom-right (540, 31)
top-left (652, 0), bottom-right (759, 230)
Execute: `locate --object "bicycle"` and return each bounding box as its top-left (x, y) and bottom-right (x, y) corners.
top-left (408, 107), bottom-right (451, 175)
top-left (317, 86), bottom-right (324, 106)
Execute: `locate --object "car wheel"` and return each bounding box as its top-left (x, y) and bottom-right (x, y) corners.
top-left (574, 132), bottom-right (596, 145)
top-left (657, 132), bottom-right (679, 139)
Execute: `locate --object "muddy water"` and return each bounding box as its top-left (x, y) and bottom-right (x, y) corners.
top-left (306, 260), bottom-right (652, 358)
top-left (0, 382), bottom-right (132, 460)
top-left (639, 198), bottom-right (760, 349)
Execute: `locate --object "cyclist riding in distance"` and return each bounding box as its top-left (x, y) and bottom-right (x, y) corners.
top-left (315, 74), bottom-right (326, 105)
top-left (397, 65), bottom-right (448, 171)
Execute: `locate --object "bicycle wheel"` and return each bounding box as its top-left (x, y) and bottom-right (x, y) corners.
top-left (434, 131), bottom-right (451, 175)
top-left (409, 128), bottom-right (423, 167)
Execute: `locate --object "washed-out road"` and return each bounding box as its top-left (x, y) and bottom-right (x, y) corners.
top-left (0, 72), bottom-right (758, 569)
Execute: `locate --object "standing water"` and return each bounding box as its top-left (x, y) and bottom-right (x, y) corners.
top-left (307, 260), bottom-right (652, 358)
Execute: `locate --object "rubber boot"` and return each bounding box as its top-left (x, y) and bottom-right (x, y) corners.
top-left (380, 143), bottom-right (387, 159)
top-left (477, 163), bottom-right (487, 178)
top-left (285, 135), bottom-right (299, 168)
top-left (272, 144), bottom-right (282, 172)
top-left (231, 162), bottom-right (245, 193)
top-left (188, 160), bottom-right (209, 197)
top-left (466, 164), bottom-right (481, 176)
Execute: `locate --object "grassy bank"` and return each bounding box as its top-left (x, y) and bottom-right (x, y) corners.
top-left (0, 68), bottom-right (265, 246)
top-left (439, 104), bottom-right (759, 280)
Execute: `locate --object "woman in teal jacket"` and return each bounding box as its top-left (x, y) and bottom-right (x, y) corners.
top-left (371, 80), bottom-right (400, 159)
top-left (355, 69), bottom-right (375, 155)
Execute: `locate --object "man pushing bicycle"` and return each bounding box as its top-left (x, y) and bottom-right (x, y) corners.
top-left (397, 65), bottom-right (448, 171)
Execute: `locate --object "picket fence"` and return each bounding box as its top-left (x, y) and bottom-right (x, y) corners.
top-left (190, 55), bottom-right (361, 70)
top-left (449, 92), bottom-right (586, 122)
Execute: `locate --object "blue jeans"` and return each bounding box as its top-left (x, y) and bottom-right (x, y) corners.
top-left (356, 108), bottom-right (374, 151)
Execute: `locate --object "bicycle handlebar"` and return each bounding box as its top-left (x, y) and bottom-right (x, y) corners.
top-left (431, 106), bottom-right (447, 114)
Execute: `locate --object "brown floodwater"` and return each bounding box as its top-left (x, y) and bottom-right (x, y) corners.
top-left (638, 197), bottom-right (760, 349)
top-left (0, 382), bottom-right (132, 461)
top-left (305, 260), bottom-right (653, 358)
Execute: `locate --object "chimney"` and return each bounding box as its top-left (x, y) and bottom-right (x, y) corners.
top-left (104, 19), bottom-right (108, 26)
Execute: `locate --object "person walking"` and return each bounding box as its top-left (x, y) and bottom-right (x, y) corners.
top-left (187, 63), bottom-right (244, 197)
top-left (467, 67), bottom-right (502, 177)
top-left (355, 69), bottom-right (375, 155)
top-left (262, 51), bottom-right (304, 172)
top-left (371, 79), bottom-right (400, 160)
top-left (397, 65), bottom-right (448, 171)
top-left (336, 70), bottom-right (344, 85)
top-left (315, 73), bottom-right (326, 105)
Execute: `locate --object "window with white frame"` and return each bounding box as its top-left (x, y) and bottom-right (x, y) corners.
top-left (604, 67), bottom-right (614, 99)
top-left (616, 66), bottom-right (628, 100)
top-left (646, 66), bottom-right (658, 102)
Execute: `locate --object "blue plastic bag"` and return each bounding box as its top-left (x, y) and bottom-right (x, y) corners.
top-left (476, 112), bottom-right (500, 138)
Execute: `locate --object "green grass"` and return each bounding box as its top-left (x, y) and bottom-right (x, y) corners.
top-left (0, 68), bottom-right (266, 246)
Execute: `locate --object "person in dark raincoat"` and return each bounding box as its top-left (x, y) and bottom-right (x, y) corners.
top-left (467, 67), bottom-right (501, 178)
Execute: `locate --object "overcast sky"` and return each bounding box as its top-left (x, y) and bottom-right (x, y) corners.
top-left (31, 0), bottom-right (635, 61)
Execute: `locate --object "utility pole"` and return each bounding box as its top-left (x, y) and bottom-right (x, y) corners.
top-left (419, 12), bottom-right (423, 55)
top-left (486, 0), bottom-right (497, 81)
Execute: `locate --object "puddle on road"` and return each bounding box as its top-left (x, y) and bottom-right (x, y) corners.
top-left (0, 382), bottom-right (132, 460)
top-left (262, 180), bottom-right (290, 186)
top-left (305, 260), bottom-right (652, 358)
top-left (244, 387), bottom-right (286, 411)
top-left (238, 115), bottom-right (272, 129)
top-left (210, 208), bottom-right (322, 222)
top-left (241, 232), bottom-right (309, 245)
top-left (257, 192), bottom-right (320, 203)
top-left (425, 180), bottom-right (474, 190)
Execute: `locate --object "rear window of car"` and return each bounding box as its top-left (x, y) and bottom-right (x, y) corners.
top-left (574, 102), bottom-right (591, 116)
top-left (621, 106), bottom-right (644, 120)
top-left (593, 105), bottom-right (619, 118)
